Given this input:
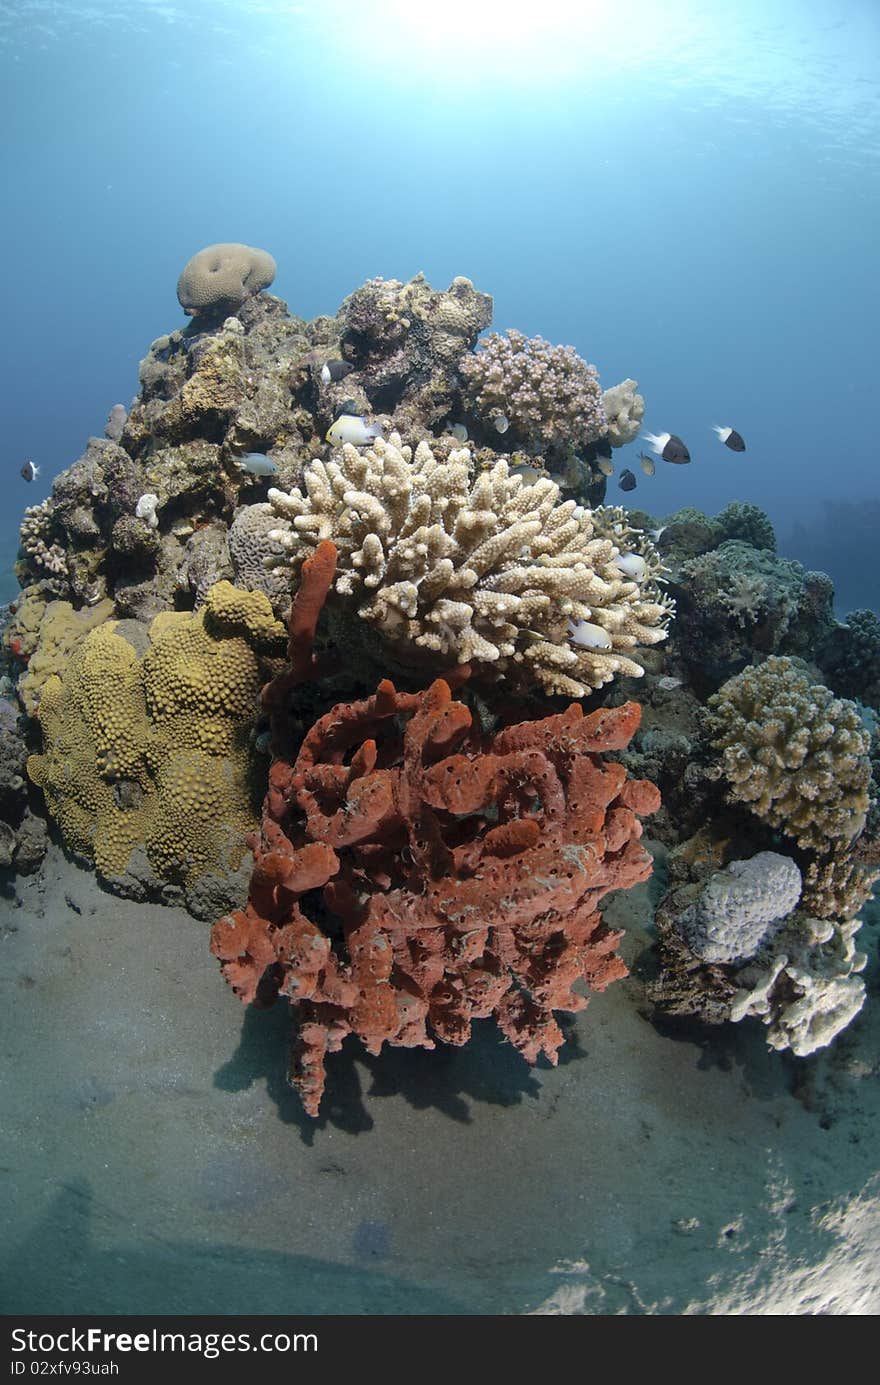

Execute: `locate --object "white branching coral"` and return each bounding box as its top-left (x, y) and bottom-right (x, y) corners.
top-left (265, 433), bottom-right (672, 696)
top-left (728, 910), bottom-right (867, 1058)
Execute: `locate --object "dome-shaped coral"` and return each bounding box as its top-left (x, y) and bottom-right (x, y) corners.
top-left (708, 656), bottom-right (871, 852)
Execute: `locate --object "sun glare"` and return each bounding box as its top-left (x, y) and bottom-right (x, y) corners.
top-left (355, 0), bottom-right (618, 81)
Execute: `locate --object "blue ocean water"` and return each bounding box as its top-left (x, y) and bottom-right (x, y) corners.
top-left (2, 0), bottom-right (878, 607)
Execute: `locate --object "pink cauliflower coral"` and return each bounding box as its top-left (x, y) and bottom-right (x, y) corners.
top-left (460, 329), bottom-right (606, 462)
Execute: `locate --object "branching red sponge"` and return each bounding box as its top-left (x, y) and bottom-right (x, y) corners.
top-left (211, 679), bottom-right (660, 1115)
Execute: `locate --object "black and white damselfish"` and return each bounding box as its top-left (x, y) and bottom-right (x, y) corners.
top-left (712, 425), bottom-right (746, 452)
top-left (20, 459), bottom-right (39, 482)
top-left (641, 431), bottom-right (691, 464)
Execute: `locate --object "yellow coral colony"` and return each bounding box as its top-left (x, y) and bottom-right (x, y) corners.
top-left (265, 432), bottom-right (671, 696)
top-left (27, 583), bottom-right (285, 885)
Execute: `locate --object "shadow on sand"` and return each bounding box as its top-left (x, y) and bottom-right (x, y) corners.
top-left (1, 1180), bottom-right (469, 1315)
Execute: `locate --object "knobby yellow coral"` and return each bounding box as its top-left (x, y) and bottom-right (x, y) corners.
top-left (27, 585), bottom-right (286, 887)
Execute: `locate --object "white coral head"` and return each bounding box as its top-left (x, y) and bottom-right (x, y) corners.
top-left (135, 493), bottom-right (159, 529)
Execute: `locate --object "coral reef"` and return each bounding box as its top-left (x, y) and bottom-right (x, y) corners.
top-left (459, 329), bottom-right (606, 466)
top-left (335, 272), bottom-right (492, 433)
top-left (177, 243), bottom-right (277, 318)
top-left (211, 671), bottom-right (660, 1115)
top-left (669, 542), bottom-right (836, 690)
top-left (714, 500), bottom-right (776, 552)
top-left (651, 851), bottom-right (868, 1058)
top-left (0, 687), bottom-right (48, 873)
top-left (7, 252), bottom-right (876, 1086)
top-left (26, 583), bottom-right (286, 914)
top-left (818, 608), bottom-right (880, 709)
top-left (707, 657), bottom-right (871, 853)
top-left (265, 433), bottom-right (671, 697)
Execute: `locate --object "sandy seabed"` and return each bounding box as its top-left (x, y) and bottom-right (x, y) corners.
top-left (1, 840), bottom-right (878, 1316)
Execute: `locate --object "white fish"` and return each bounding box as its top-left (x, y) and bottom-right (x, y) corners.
top-left (567, 618), bottom-right (612, 650)
top-left (235, 452), bottom-right (278, 477)
top-left (450, 423), bottom-right (468, 442)
top-left (326, 414), bottom-right (383, 447)
top-left (493, 414), bottom-right (509, 434)
top-left (614, 552), bottom-right (647, 581)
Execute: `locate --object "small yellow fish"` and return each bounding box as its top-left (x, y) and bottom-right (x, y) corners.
top-left (596, 456), bottom-right (614, 477)
top-left (326, 415), bottom-right (383, 447)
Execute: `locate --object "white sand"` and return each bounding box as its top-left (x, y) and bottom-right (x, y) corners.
top-left (1, 841), bottom-right (877, 1315)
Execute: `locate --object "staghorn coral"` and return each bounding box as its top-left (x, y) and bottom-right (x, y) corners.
top-left (460, 329), bottom-right (606, 465)
top-left (27, 585), bottom-right (286, 909)
top-left (265, 433), bottom-right (671, 698)
top-left (601, 378), bottom-right (645, 448)
top-left (177, 243), bottom-right (277, 318)
top-left (211, 675), bottom-right (660, 1116)
top-left (708, 656), bottom-right (871, 852)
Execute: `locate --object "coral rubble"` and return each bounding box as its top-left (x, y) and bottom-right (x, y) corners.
top-left (211, 671), bottom-right (659, 1115)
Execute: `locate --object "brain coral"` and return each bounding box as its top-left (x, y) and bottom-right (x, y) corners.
top-left (176, 243), bottom-right (277, 317)
top-left (27, 585), bottom-right (286, 895)
top-left (708, 656), bottom-right (871, 852)
top-left (459, 330), bottom-right (607, 463)
top-left (674, 851), bottom-right (803, 963)
top-left (265, 433), bottom-right (672, 697)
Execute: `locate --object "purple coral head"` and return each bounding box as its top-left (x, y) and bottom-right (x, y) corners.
top-left (460, 330), bottom-right (606, 460)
